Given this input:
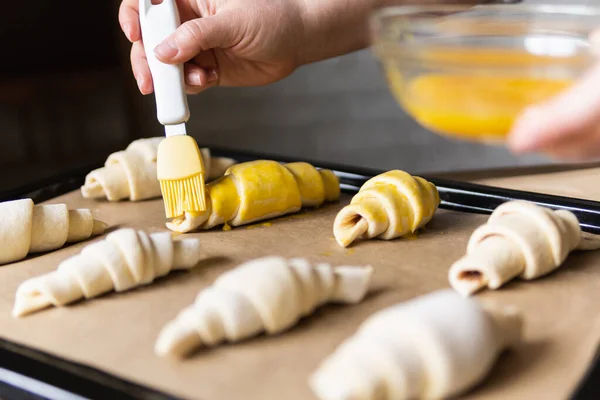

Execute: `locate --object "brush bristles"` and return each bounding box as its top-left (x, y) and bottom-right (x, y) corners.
top-left (160, 174), bottom-right (207, 219)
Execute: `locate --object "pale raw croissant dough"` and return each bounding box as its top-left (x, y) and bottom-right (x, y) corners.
top-left (449, 200), bottom-right (600, 296)
top-left (0, 199), bottom-right (107, 265)
top-left (12, 228), bottom-right (203, 317)
top-left (81, 137), bottom-right (236, 201)
top-left (166, 160), bottom-right (340, 233)
top-left (333, 170), bottom-right (439, 247)
top-left (155, 256), bottom-right (373, 357)
top-left (310, 289), bottom-right (523, 400)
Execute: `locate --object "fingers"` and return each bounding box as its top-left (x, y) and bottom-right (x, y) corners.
top-left (130, 47), bottom-right (217, 95)
top-left (508, 62), bottom-right (600, 158)
top-left (184, 64), bottom-right (219, 94)
top-left (131, 41), bottom-right (154, 94)
top-left (121, 1), bottom-right (226, 95)
top-left (536, 127), bottom-right (600, 161)
top-left (154, 13), bottom-right (242, 64)
top-left (119, 0), bottom-right (141, 42)
top-left (131, 43), bottom-right (219, 95)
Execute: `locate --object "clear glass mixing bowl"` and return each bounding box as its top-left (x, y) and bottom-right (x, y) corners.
top-left (369, 4), bottom-right (600, 144)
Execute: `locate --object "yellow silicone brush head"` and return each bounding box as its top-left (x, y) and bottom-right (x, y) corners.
top-left (157, 135), bottom-right (207, 218)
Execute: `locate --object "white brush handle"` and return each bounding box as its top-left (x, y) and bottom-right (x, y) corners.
top-left (139, 0), bottom-right (190, 126)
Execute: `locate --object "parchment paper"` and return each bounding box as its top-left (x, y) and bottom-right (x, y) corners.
top-left (1, 167), bottom-right (599, 400)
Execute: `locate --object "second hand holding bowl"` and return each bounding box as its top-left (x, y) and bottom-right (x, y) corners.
top-left (369, 4), bottom-right (600, 144)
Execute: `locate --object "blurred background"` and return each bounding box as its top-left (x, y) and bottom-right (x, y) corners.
top-left (1, 0), bottom-right (593, 193)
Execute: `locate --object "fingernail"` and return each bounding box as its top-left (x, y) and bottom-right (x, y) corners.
top-left (136, 75), bottom-right (149, 94)
top-left (154, 39), bottom-right (178, 59)
top-left (186, 71), bottom-right (202, 86)
top-left (123, 23), bottom-right (133, 41)
top-left (207, 69), bottom-right (218, 84)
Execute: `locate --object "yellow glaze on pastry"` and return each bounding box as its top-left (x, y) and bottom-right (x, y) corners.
top-left (333, 170), bottom-right (439, 247)
top-left (202, 175), bottom-right (240, 223)
top-left (227, 161), bottom-right (302, 223)
top-left (167, 160), bottom-right (340, 233)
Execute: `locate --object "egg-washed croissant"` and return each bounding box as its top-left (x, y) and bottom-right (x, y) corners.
top-left (166, 160), bottom-right (340, 233)
top-left (449, 200), bottom-right (600, 297)
top-left (333, 170), bottom-right (439, 247)
top-left (310, 289), bottom-right (523, 400)
top-left (0, 199), bottom-right (107, 265)
top-left (12, 228), bottom-right (203, 317)
top-left (81, 137), bottom-right (236, 201)
top-left (155, 256), bottom-right (373, 358)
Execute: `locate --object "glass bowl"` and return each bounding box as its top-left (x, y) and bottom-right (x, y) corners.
top-left (369, 4), bottom-right (600, 144)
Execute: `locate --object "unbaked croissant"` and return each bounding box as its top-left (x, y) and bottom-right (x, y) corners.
top-left (0, 199), bottom-right (107, 265)
top-left (81, 137), bottom-right (236, 201)
top-left (333, 170), bottom-right (439, 247)
top-left (12, 228), bottom-right (203, 317)
top-left (449, 200), bottom-right (600, 296)
top-left (166, 160), bottom-right (341, 233)
top-left (155, 256), bottom-right (373, 357)
top-left (310, 289), bottom-right (523, 400)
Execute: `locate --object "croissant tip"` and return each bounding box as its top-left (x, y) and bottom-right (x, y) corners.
top-left (309, 369), bottom-right (358, 400)
top-left (448, 278), bottom-right (484, 297)
top-left (154, 341), bottom-right (172, 358)
top-left (165, 222), bottom-right (181, 233)
top-left (334, 235), bottom-right (352, 248)
top-left (166, 215), bottom-right (198, 234)
top-left (154, 327), bottom-right (177, 357)
top-left (154, 338), bottom-right (197, 359)
top-left (333, 208), bottom-right (369, 248)
top-left (154, 316), bottom-right (205, 358)
top-left (11, 302), bottom-right (29, 318)
top-left (92, 220), bottom-right (108, 236)
top-left (448, 259), bottom-right (489, 297)
top-left (80, 182), bottom-right (106, 200)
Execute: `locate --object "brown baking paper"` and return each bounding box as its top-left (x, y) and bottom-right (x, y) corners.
top-left (1, 167), bottom-right (600, 400)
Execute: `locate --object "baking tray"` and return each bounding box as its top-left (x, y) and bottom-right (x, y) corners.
top-left (0, 147), bottom-right (599, 400)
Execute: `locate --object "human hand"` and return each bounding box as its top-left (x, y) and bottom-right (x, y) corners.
top-left (507, 62), bottom-right (600, 161)
top-left (118, 0), bottom-right (306, 95)
top-left (508, 31), bottom-right (600, 161)
top-left (119, 0), bottom-right (486, 96)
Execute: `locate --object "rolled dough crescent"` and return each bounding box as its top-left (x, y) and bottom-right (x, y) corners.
top-left (12, 228), bottom-right (203, 317)
top-left (166, 160), bottom-right (340, 233)
top-left (0, 199), bottom-right (107, 265)
top-left (154, 256), bottom-right (373, 358)
top-left (449, 200), bottom-right (600, 296)
top-left (81, 137), bottom-right (236, 201)
top-left (333, 170), bottom-right (439, 248)
top-left (310, 289), bottom-right (523, 400)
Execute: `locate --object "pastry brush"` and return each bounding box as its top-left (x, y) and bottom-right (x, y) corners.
top-left (139, 0), bottom-right (206, 218)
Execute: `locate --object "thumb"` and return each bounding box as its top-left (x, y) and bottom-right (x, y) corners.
top-left (154, 13), bottom-right (241, 63)
top-left (508, 62), bottom-right (600, 153)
